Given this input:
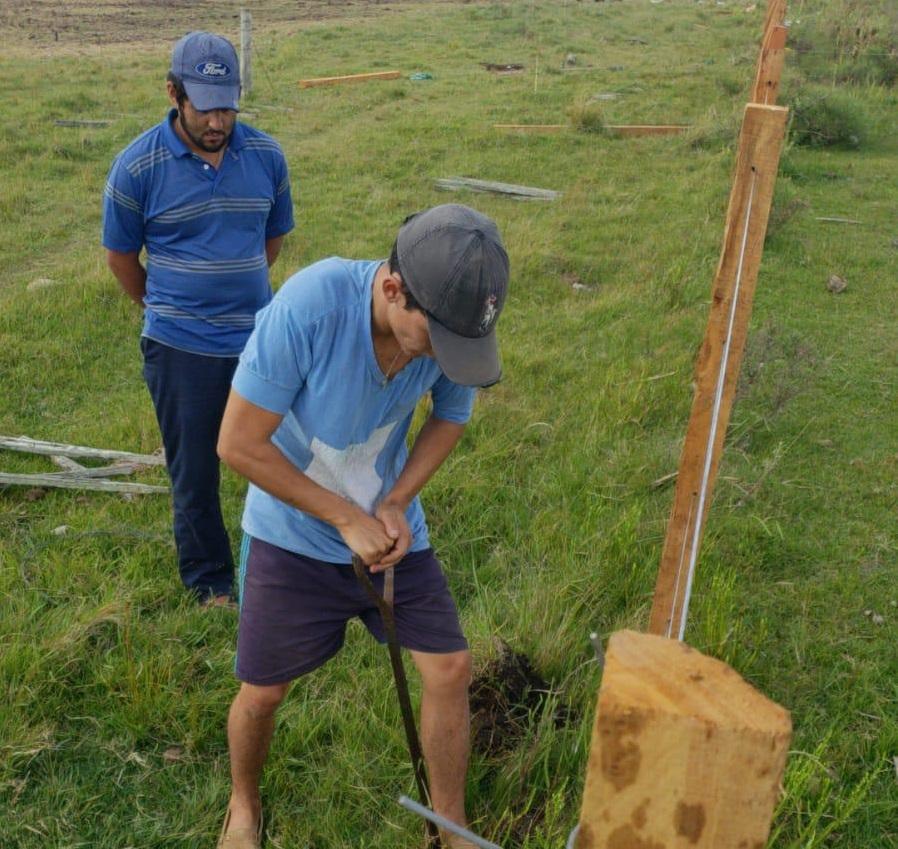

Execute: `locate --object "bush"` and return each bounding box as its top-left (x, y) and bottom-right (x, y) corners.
top-left (568, 100), bottom-right (606, 135)
top-left (788, 86), bottom-right (869, 149)
top-left (791, 0), bottom-right (898, 87)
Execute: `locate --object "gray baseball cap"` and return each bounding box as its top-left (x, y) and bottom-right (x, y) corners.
top-left (171, 32), bottom-right (241, 112)
top-left (396, 204), bottom-right (509, 387)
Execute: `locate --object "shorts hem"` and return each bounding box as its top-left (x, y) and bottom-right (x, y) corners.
top-left (395, 637), bottom-right (469, 654)
top-left (235, 645), bottom-right (342, 686)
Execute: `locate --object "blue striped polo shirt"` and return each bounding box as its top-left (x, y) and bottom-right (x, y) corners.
top-left (102, 109), bottom-right (295, 356)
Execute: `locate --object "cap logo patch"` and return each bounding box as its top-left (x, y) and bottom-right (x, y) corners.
top-left (480, 295), bottom-right (498, 333)
top-left (196, 61), bottom-right (231, 78)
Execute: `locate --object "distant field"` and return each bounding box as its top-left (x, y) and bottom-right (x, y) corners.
top-left (0, 1), bottom-right (896, 848)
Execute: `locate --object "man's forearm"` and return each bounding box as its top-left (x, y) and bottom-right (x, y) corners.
top-left (265, 236), bottom-right (285, 267)
top-left (220, 434), bottom-right (357, 528)
top-left (106, 250), bottom-right (147, 305)
top-left (382, 416), bottom-right (465, 509)
top-left (218, 398), bottom-right (396, 564)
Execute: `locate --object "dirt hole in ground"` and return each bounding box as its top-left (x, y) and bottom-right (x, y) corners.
top-left (470, 637), bottom-right (577, 758)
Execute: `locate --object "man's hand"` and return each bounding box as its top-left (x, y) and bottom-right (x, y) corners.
top-left (369, 502), bottom-right (412, 572)
top-left (334, 507), bottom-right (398, 568)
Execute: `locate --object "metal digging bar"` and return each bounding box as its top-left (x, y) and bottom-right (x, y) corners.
top-left (398, 795), bottom-right (581, 849)
top-left (351, 555), bottom-right (441, 848)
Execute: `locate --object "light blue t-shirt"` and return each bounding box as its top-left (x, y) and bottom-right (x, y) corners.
top-left (232, 257), bottom-right (477, 563)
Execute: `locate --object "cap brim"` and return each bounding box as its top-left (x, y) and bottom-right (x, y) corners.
top-left (427, 317), bottom-right (501, 388)
top-left (183, 81), bottom-right (240, 112)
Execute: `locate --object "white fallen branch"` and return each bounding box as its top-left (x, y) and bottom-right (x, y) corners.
top-left (0, 436), bottom-right (164, 466)
top-left (52, 455), bottom-right (86, 472)
top-left (44, 463), bottom-right (142, 479)
top-left (0, 472), bottom-right (167, 494)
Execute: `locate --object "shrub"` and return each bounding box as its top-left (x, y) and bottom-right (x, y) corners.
top-left (791, 0), bottom-right (898, 87)
top-left (568, 100), bottom-right (606, 135)
top-left (788, 85), bottom-right (869, 149)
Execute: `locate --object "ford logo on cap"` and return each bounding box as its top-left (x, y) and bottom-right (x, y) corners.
top-left (196, 61), bottom-right (231, 78)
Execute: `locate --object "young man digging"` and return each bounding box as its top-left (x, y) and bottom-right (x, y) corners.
top-left (216, 204), bottom-right (509, 848)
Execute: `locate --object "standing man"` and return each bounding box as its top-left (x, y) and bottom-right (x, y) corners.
top-left (215, 204), bottom-right (509, 848)
top-left (103, 32), bottom-right (294, 605)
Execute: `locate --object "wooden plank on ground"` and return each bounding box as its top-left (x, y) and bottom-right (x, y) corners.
top-left (494, 123), bottom-right (567, 133)
top-left (751, 24), bottom-right (788, 105)
top-left (0, 473), bottom-right (167, 494)
top-left (0, 436), bottom-right (165, 466)
top-left (648, 104), bottom-right (789, 639)
top-left (53, 119), bottom-right (111, 128)
top-left (434, 177), bottom-right (560, 201)
top-left (299, 70), bottom-right (400, 89)
top-left (577, 630), bottom-right (791, 849)
top-left (606, 124), bottom-right (690, 136)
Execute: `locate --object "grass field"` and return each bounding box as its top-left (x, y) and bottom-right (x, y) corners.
top-left (1, 1), bottom-right (896, 847)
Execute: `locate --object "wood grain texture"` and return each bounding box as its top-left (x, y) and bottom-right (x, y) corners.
top-left (751, 25), bottom-right (788, 105)
top-left (648, 104), bottom-right (789, 638)
top-left (578, 631), bottom-right (791, 849)
top-left (763, 0), bottom-right (787, 40)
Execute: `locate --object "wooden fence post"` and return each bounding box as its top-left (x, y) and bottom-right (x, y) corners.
top-left (648, 104), bottom-right (789, 639)
top-left (577, 631), bottom-right (791, 849)
top-left (240, 9), bottom-right (252, 97)
top-left (763, 0), bottom-right (787, 39)
top-left (752, 24), bottom-right (788, 105)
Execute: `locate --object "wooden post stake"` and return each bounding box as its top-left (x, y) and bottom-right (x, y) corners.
top-left (299, 70), bottom-right (401, 89)
top-left (240, 10), bottom-right (252, 97)
top-left (763, 0), bottom-right (787, 40)
top-left (752, 24), bottom-right (788, 105)
top-left (648, 104), bottom-right (789, 639)
top-left (577, 631), bottom-right (791, 849)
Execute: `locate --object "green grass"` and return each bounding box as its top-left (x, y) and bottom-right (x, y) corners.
top-left (1, 1), bottom-right (897, 847)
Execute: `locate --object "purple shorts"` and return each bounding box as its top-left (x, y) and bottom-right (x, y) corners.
top-left (235, 537), bottom-right (468, 686)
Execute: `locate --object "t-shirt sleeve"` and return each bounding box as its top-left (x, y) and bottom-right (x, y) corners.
top-left (266, 150), bottom-right (294, 240)
top-left (430, 374), bottom-right (476, 424)
top-left (102, 155), bottom-right (145, 253)
top-left (232, 299), bottom-right (311, 414)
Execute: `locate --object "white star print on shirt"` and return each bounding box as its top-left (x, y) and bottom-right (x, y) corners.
top-left (303, 421), bottom-right (397, 513)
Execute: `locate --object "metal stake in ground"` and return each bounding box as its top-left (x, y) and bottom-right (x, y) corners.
top-left (351, 555), bottom-right (441, 847)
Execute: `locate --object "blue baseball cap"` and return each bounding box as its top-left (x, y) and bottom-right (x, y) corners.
top-left (171, 32), bottom-right (241, 111)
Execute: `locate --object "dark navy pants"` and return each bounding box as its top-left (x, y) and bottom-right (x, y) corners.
top-left (141, 337), bottom-right (237, 600)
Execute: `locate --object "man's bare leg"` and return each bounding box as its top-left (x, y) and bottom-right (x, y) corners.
top-left (226, 682), bottom-right (290, 834)
top-left (411, 649), bottom-right (475, 847)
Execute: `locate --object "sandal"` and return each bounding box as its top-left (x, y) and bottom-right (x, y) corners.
top-left (216, 808), bottom-right (263, 849)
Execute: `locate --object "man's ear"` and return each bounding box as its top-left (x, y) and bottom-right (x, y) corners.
top-left (382, 271), bottom-right (403, 303)
top-left (166, 80), bottom-right (178, 108)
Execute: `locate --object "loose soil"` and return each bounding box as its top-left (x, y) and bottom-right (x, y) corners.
top-left (470, 638), bottom-right (576, 758)
top-left (0, 0), bottom-right (457, 55)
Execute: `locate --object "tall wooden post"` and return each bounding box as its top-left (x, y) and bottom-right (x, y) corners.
top-left (752, 24), bottom-right (788, 105)
top-left (648, 104), bottom-right (789, 639)
top-left (240, 9), bottom-right (253, 97)
top-left (763, 0), bottom-right (786, 38)
top-left (577, 631), bottom-right (791, 849)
